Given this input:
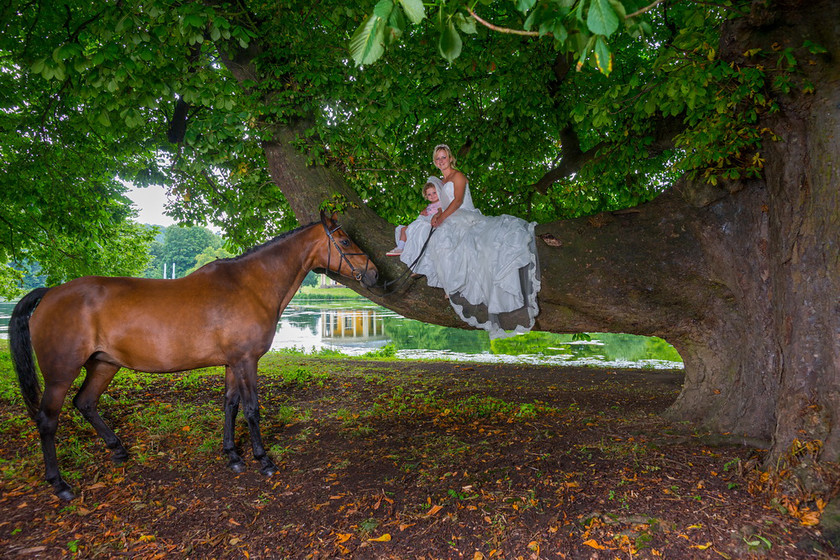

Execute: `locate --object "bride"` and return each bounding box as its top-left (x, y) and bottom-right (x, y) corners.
top-left (399, 144), bottom-right (540, 338)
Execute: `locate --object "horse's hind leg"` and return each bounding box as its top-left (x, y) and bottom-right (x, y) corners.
top-left (36, 377), bottom-right (76, 501)
top-left (223, 365), bottom-right (246, 473)
top-left (74, 359), bottom-right (128, 462)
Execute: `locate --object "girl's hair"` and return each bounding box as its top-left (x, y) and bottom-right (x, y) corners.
top-left (422, 182), bottom-right (437, 195)
top-left (433, 144), bottom-right (455, 166)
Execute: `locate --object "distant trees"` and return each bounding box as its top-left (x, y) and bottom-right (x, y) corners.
top-left (185, 246), bottom-right (235, 275)
top-left (142, 225), bottom-right (227, 279)
top-left (301, 271), bottom-right (319, 288)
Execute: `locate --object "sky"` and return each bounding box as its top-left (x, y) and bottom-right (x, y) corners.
top-left (125, 184), bottom-right (175, 227)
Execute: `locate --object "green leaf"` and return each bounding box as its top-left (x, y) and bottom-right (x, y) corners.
top-left (517, 0), bottom-right (538, 14)
top-left (388, 7), bottom-right (405, 37)
top-left (183, 14), bottom-right (205, 29)
top-left (455, 13), bottom-right (477, 35)
top-left (31, 57), bottom-right (46, 74)
top-left (57, 43), bottom-right (83, 61)
top-left (373, 0), bottom-right (394, 20)
top-left (608, 0), bottom-right (626, 21)
top-left (398, 0), bottom-right (425, 24)
top-left (594, 36), bottom-right (613, 75)
top-left (523, 9), bottom-right (538, 31)
top-left (574, 0), bottom-right (586, 23)
top-left (587, 0), bottom-right (619, 37)
top-left (551, 21), bottom-right (568, 43)
top-left (349, 15), bottom-right (386, 66)
top-left (576, 34), bottom-right (598, 71)
top-left (438, 20), bottom-right (462, 62)
top-left (803, 40), bottom-right (827, 54)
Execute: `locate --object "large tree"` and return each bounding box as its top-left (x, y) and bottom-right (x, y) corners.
top-left (2, 0), bottom-right (838, 469)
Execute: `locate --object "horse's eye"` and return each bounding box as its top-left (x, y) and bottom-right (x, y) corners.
top-left (341, 239), bottom-right (351, 247)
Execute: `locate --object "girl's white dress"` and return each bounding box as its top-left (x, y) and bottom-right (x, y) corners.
top-left (400, 177), bottom-right (540, 338)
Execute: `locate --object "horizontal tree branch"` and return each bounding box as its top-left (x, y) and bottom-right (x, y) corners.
top-left (626, 0), bottom-right (668, 19)
top-left (467, 8), bottom-right (540, 37)
top-left (530, 126), bottom-right (604, 195)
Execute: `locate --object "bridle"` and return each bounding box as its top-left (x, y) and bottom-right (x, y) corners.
top-left (319, 212), bottom-right (435, 297)
top-left (321, 215), bottom-right (374, 283)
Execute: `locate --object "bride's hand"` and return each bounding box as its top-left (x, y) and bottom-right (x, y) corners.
top-left (431, 210), bottom-right (443, 227)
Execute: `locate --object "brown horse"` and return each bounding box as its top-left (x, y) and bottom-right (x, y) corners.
top-left (10, 212), bottom-right (378, 500)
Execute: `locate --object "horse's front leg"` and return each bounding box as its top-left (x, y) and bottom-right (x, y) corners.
top-left (222, 365), bottom-right (246, 473)
top-left (234, 358), bottom-right (277, 476)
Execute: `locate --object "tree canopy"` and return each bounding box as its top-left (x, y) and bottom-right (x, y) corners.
top-left (2, 0), bottom-right (790, 289)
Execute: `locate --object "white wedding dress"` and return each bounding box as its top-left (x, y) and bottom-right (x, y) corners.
top-left (400, 177), bottom-right (540, 338)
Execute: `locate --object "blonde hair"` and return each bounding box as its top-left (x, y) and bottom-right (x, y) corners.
top-left (433, 144), bottom-right (455, 166)
top-left (422, 182), bottom-right (437, 195)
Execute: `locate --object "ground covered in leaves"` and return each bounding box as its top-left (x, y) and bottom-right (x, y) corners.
top-left (0, 355), bottom-right (836, 559)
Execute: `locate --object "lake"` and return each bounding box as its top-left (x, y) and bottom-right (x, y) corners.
top-left (0, 298), bottom-right (683, 369)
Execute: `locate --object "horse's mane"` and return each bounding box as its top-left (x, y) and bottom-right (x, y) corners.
top-left (219, 220), bottom-right (319, 263)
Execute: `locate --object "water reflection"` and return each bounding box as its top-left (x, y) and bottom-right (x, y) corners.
top-left (0, 302), bottom-right (13, 339)
top-left (272, 302), bottom-right (683, 369)
top-left (270, 304), bottom-right (393, 353)
top-left (322, 309), bottom-right (386, 342)
top-left (0, 300), bottom-right (683, 369)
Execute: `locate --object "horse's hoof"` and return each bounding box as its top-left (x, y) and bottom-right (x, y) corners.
top-left (258, 456), bottom-right (278, 476)
top-left (55, 486), bottom-right (75, 501)
top-left (228, 460), bottom-right (246, 474)
top-left (48, 477), bottom-right (75, 501)
top-left (111, 448), bottom-right (129, 463)
top-left (56, 489), bottom-right (75, 501)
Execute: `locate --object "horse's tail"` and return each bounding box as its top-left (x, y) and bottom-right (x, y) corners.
top-left (10, 287), bottom-right (50, 419)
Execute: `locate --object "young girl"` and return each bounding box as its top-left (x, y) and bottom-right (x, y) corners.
top-left (399, 144), bottom-right (540, 338)
top-left (387, 180), bottom-right (442, 256)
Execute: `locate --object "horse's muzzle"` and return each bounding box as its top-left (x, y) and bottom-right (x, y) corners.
top-left (358, 269), bottom-right (378, 288)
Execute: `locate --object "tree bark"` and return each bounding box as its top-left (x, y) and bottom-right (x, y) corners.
top-left (220, 1), bottom-right (840, 465)
top-left (736, 1), bottom-right (840, 462)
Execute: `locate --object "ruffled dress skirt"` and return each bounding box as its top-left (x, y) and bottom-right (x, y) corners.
top-left (400, 207), bottom-right (540, 338)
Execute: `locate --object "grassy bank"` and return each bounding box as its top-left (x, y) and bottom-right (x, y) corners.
top-left (293, 285), bottom-right (366, 301)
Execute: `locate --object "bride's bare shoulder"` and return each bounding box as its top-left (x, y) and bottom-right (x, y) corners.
top-left (445, 170), bottom-right (467, 185)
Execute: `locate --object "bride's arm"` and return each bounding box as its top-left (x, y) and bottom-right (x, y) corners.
top-left (431, 172), bottom-right (465, 227)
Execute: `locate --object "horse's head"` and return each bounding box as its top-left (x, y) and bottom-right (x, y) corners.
top-left (320, 211), bottom-right (379, 288)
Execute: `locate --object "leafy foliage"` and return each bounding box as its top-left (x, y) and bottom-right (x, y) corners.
top-left (2, 0), bottom-right (801, 293)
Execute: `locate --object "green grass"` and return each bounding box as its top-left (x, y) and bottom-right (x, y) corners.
top-left (273, 404), bottom-right (311, 425)
top-left (172, 367), bottom-right (224, 389)
top-left (268, 346), bottom-right (348, 358)
top-left (293, 286), bottom-right (366, 300)
top-left (0, 340), bottom-right (21, 404)
top-left (258, 356), bottom-right (331, 388)
top-left (134, 401), bottom-right (218, 436)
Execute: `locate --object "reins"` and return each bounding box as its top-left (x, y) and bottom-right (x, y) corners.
top-left (367, 225), bottom-right (436, 298)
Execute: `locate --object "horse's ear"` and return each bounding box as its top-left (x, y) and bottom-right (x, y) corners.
top-left (322, 211), bottom-right (339, 225)
top-left (319, 209), bottom-right (331, 226)
top-left (319, 209), bottom-right (340, 230)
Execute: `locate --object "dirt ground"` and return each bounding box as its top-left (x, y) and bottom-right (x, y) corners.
top-left (0, 357), bottom-right (836, 559)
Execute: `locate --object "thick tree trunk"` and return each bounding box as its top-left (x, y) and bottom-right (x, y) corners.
top-left (221, 1), bottom-right (840, 465)
top-left (742, 2), bottom-right (840, 462)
